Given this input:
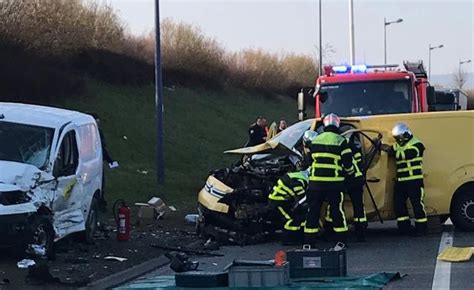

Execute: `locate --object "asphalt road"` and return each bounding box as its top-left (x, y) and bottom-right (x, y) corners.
top-left (122, 220), bottom-right (474, 289)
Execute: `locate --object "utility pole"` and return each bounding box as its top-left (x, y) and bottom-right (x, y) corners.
top-left (319, 0), bottom-right (323, 75)
top-left (349, 0), bottom-right (355, 65)
top-left (384, 17), bottom-right (403, 65)
top-left (428, 44), bottom-right (444, 79)
top-left (154, 0), bottom-right (165, 184)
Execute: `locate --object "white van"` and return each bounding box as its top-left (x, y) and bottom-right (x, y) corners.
top-left (0, 103), bottom-right (103, 257)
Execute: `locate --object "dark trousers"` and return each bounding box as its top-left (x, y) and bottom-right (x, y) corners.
top-left (305, 188), bottom-right (348, 241)
top-left (348, 185), bottom-right (367, 226)
top-left (394, 182), bottom-right (427, 233)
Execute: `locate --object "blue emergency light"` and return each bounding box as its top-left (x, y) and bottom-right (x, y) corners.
top-left (330, 64), bottom-right (367, 74)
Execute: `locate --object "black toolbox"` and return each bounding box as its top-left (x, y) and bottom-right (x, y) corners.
top-left (286, 244), bottom-right (347, 278)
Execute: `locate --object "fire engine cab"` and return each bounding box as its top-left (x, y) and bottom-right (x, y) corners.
top-left (298, 61), bottom-right (448, 119)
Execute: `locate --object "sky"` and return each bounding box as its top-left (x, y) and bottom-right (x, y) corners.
top-left (109, 0), bottom-right (474, 77)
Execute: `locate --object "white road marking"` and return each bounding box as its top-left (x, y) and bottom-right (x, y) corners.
top-left (432, 225), bottom-right (454, 290)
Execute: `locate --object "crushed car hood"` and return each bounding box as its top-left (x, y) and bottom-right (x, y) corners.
top-left (0, 160), bottom-right (53, 191)
top-left (224, 138), bottom-right (301, 157)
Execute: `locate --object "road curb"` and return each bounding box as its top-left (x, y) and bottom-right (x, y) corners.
top-left (81, 255), bottom-right (170, 290)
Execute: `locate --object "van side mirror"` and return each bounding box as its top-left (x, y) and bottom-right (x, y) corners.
top-left (427, 86), bottom-right (435, 103)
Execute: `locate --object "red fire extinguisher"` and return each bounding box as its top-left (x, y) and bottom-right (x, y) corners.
top-left (114, 200), bottom-right (130, 241)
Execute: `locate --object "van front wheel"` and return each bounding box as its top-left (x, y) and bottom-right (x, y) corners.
top-left (451, 188), bottom-right (474, 231)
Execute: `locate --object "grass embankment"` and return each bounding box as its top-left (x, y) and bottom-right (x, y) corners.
top-left (62, 82), bottom-right (297, 213)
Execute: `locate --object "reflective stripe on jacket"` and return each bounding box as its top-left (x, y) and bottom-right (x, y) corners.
top-left (309, 131), bottom-right (354, 190)
top-left (268, 172), bottom-right (308, 201)
top-left (393, 136), bottom-right (425, 182)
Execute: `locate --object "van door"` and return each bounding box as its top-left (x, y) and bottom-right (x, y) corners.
top-left (76, 123), bottom-right (103, 215)
top-left (52, 128), bottom-right (86, 239)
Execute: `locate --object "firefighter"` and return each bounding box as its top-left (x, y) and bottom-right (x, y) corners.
top-left (381, 123), bottom-right (427, 236)
top-left (268, 169), bottom-right (310, 245)
top-left (325, 133), bottom-right (367, 241)
top-left (304, 113), bottom-right (354, 244)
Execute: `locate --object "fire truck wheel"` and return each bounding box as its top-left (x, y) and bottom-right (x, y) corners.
top-left (81, 196), bottom-right (99, 244)
top-left (451, 187), bottom-right (474, 231)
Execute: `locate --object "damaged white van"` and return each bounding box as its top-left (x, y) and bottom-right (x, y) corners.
top-left (0, 103), bottom-right (103, 257)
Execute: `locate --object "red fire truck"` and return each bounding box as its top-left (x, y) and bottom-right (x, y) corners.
top-left (297, 61), bottom-right (460, 119)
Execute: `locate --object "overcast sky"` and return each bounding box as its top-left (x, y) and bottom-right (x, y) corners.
top-left (110, 0), bottom-right (474, 76)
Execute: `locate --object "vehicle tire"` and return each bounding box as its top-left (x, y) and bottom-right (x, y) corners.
top-left (450, 187), bottom-right (474, 231)
top-left (80, 196), bottom-right (99, 243)
top-left (26, 216), bottom-right (55, 260)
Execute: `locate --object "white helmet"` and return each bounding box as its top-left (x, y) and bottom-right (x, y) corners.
top-left (323, 113), bottom-right (340, 128)
top-left (392, 123), bottom-right (412, 145)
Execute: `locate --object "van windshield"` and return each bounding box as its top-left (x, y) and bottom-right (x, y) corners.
top-left (319, 80), bottom-right (412, 117)
top-left (0, 121), bottom-right (54, 170)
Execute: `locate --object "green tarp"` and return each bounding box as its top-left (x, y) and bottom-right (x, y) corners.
top-left (116, 272), bottom-right (402, 290)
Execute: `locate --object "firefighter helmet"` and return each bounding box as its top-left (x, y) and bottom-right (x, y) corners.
top-left (323, 113), bottom-right (340, 128)
top-left (303, 130), bottom-right (318, 147)
top-left (392, 123), bottom-right (413, 145)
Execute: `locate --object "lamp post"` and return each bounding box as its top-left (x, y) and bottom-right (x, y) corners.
top-left (384, 17), bottom-right (403, 65)
top-left (428, 44), bottom-right (444, 79)
top-left (319, 0), bottom-right (323, 76)
top-left (154, 0), bottom-right (165, 184)
top-left (459, 59), bottom-right (472, 75)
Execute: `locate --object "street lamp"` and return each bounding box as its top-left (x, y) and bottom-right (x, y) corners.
top-left (428, 44), bottom-right (444, 79)
top-left (460, 59), bottom-right (472, 74)
top-left (384, 17), bottom-right (403, 65)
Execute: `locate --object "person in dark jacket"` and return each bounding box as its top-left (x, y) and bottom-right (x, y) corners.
top-left (304, 113), bottom-right (354, 245)
top-left (381, 123), bottom-right (427, 236)
top-left (247, 116), bottom-right (267, 146)
top-left (91, 114), bottom-right (118, 168)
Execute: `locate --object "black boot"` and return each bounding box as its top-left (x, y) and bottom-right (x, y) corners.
top-left (303, 233), bottom-right (320, 247)
top-left (354, 223), bottom-right (366, 242)
top-left (332, 232), bottom-right (347, 245)
top-left (323, 221), bottom-right (334, 241)
top-left (397, 220), bottom-right (413, 235)
top-left (282, 231), bottom-right (301, 246)
top-left (415, 222), bottom-right (427, 236)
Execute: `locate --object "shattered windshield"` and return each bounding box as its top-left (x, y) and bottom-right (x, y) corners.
top-left (320, 80), bottom-right (412, 117)
top-left (0, 121), bottom-right (54, 170)
top-left (269, 119), bottom-right (313, 149)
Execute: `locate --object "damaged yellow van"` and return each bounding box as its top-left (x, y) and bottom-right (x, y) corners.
top-left (197, 111), bottom-right (474, 243)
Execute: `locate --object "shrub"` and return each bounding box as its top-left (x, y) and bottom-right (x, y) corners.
top-left (0, 38), bottom-right (85, 103)
top-left (0, 0), bottom-right (125, 56)
top-left (72, 49), bottom-right (154, 85)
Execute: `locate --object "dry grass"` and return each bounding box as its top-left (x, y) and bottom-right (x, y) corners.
top-left (0, 0), bottom-right (125, 55)
top-left (124, 19), bottom-right (319, 94)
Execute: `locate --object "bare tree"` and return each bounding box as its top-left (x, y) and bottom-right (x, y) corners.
top-left (453, 68), bottom-right (467, 89)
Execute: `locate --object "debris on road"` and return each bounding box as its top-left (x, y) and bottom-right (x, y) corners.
top-left (150, 244), bottom-right (224, 257)
top-left (17, 259), bottom-right (35, 269)
top-left (185, 214), bottom-right (199, 224)
top-left (104, 256), bottom-right (128, 262)
top-left (437, 246), bottom-right (474, 262)
top-left (166, 252), bottom-right (199, 273)
top-left (26, 244), bottom-right (46, 258)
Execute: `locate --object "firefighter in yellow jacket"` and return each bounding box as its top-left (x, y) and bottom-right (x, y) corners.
top-left (304, 113), bottom-right (354, 244)
top-left (382, 123), bottom-right (427, 236)
top-left (268, 169), bottom-right (310, 245)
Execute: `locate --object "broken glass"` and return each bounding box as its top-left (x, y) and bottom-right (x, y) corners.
top-left (0, 121), bottom-right (54, 170)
